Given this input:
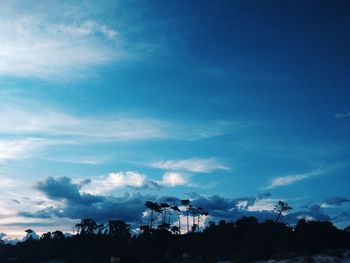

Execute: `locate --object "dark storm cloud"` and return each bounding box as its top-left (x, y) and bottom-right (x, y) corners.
top-left (26, 180), bottom-right (274, 224)
top-left (325, 196), bottom-right (350, 206)
top-left (21, 178), bottom-right (340, 226)
top-left (28, 176), bottom-right (156, 223)
top-left (191, 192), bottom-right (272, 211)
top-left (308, 204), bottom-right (322, 213)
top-left (36, 176), bottom-right (104, 205)
top-left (189, 192), bottom-right (278, 222)
top-left (332, 212), bottom-right (350, 223)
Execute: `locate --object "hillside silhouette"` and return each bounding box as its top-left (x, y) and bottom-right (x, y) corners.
top-left (0, 200), bottom-right (349, 262)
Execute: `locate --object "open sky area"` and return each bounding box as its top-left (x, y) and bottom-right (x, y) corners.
top-left (0, 0), bottom-right (349, 240)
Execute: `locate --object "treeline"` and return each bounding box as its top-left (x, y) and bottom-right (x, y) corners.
top-left (0, 201), bottom-right (349, 262)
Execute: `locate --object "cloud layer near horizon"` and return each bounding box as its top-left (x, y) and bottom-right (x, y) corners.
top-left (14, 176), bottom-right (346, 228)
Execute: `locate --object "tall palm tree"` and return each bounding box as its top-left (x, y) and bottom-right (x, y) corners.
top-left (145, 201), bottom-right (161, 229)
top-left (181, 199), bottom-right (191, 233)
top-left (160, 203), bottom-right (170, 224)
top-left (145, 201), bottom-right (154, 228)
top-left (189, 206), bottom-right (197, 232)
top-left (171, 205), bottom-right (181, 234)
top-left (196, 207), bottom-right (208, 232)
top-left (274, 201), bottom-right (292, 223)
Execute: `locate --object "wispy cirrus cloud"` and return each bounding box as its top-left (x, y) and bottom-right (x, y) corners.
top-left (150, 158), bottom-right (229, 173)
top-left (0, 100), bottom-right (234, 143)
top-left (0, 1), bottom-right (122, 79)
top-left (335, 112), bottom-right (350, 119)
top-left (0, 95), bottom-right (236, 163)
top-left (0, 138), bottom-right (52, 162)
top-left (266, 167), bottom-right (328, 189)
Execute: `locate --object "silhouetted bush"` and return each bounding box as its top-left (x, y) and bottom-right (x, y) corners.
top-left (0, 217), bottom-right (350, 262)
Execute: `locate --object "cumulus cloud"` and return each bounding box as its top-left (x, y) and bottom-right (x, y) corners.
top-left (30, 176), bottom-right (157, 223)
top-left (26, 183), bottom-right (277, 225)
top-left (36, 176), bottom-right (104, 205)
top-left (83, 172), bottom-right (161, 195)
top-left (22, 230), bottom-right (39, 241)
top-left (150, 158), bottom-right (229, 173)
top-left (0, 232), bottom-right (6, 240)
top-left (246, 198), bottom-right (277, 212)
top-left (190, 192), bottom-right (275, 220)
top-left (192, 194), bottom-right (332, 225)
top-left (160, 172), bottom-right (188, 187)
top-left (22, 180), bottom-right (342, 229)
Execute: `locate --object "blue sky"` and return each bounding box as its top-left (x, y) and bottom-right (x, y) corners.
top-left (0, 0), bottom-right (350, 239)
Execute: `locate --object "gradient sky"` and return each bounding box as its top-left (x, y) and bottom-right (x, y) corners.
top-left (0, 0), bottom-right (350, 240)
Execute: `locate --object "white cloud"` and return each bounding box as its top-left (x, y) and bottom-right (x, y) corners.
top-left (0, 138), bottom-right (52, 161)
top-left (82, 171), bottom-right (161, 195)
top-left (50, 21), bottom-right (117, 39)
top-left (0, 99), bottom-right (233, 143)
top-left (247, 198), bottom-right (277, 212)
top-left (0, 1), bottom-right (122, 79)
top-left (0, 106), bottom-right (168, 141)
top-left (161, 172), bottom-right (188, 187)
top-left (44, 155), bottom-right (110, 165)
top-left (335, 112), bottom-right (350, 118)
top-left (151, 158), bottom-right (229, 173)
top-left (266, 168), bottom-right (327, 189)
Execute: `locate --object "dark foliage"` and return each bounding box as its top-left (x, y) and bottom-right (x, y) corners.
top-left (0, 200), bottom-right (349, 262)
top-left (0, 217), bottom-right (349, 263)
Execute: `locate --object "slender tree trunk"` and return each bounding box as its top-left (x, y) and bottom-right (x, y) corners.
top-left (178, 213), bottom-right (181, 234)
top-left (197, 214), bottom-right (200, 232)
top-left (192, 211), bottom-right (196, 232)
top-left (186, 208), bottom-right (189, 233)
top-left (275, 210), bottom-right (282, 223)
top-left (148, 210), bottom-right (154, 228)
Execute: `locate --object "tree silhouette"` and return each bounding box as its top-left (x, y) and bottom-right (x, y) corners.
top-left (40, 232), bottom-right (52, 241)
top-left (52, 230), bottom-right (64, 240)
top-left (196, 207), bottom-right (208, 232)
top-left (171, 205), bottom-right (181, 234)
top-left (108, 220), bottom-right (131, 241)
top-left (189, 206), bottom-right (197, 232)
top-left (170, 225), bottom-right (180, 235)
top-left (160, 203), bottom-right (170, 224)
top-left (75, 218), bottom-right (97, 235)
top-left (274, 201), bottom-right (292, 223)
top-left (180, 199), bottom-right (191, 233)
top-left (1, 214), bottom-right (350, 262)
top-left (145, 201), bottom-right (162, 229)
